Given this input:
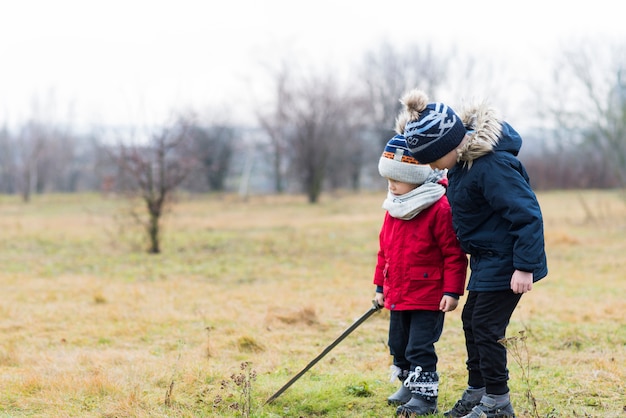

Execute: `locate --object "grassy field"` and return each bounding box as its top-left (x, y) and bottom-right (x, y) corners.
top-left (0, 190), bottom-right (624, 417)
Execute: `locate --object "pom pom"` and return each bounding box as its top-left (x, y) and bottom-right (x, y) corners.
top-left (394, 110), bottom-right (410, 134)
top-left (400, 89), bottom-right (429, 119)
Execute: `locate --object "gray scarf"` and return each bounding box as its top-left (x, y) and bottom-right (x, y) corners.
top-left (382, 170), bottom-right (446, 220)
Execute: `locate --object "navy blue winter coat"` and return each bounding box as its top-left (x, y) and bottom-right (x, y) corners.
top-left (447, 110), bottom-right (548, 292)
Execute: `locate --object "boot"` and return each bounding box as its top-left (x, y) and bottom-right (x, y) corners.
top-left (396, 367), bottom-right (438, 417)
top-left (387, 367), bottom-right (411, 406)
top-left (459, 394), bottom-right (516, 418)
top-left (387, 384), bottom-right (412, 406)
top-left (397, 396), bottom-right (438, 417)
top-left (443, 387), bottom-right (485, 417)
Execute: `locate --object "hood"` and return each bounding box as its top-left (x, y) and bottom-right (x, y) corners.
top-left (456, 103), bottom-right (521, 168)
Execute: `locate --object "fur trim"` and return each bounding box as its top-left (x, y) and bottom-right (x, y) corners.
top-left (457, 102), bottom-right (502, 168)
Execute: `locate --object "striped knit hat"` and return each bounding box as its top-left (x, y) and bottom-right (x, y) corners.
top-left (378, 135), bottom-right (433, 184)
top-left (401, 89), bottom-right (466, 164)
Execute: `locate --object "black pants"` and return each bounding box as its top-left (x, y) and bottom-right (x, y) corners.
top-left (462, 290), bottom-right (522, 395)
top-left (388, 310), bottom-right (444, 372)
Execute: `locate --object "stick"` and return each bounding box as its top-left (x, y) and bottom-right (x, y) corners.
top-left (265, 300), bottom-right (382, 405)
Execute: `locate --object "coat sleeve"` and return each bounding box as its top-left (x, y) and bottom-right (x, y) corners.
top-left (432, 199), bottom-right (468, 295)
top-left (480, 157), bottom-right (546, 272)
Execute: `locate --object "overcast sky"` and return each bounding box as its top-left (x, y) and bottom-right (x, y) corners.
top-left (1, 0), bottom-right (624, 129)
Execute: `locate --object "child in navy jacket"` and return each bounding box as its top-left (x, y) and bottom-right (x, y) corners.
top-left (398, 89), bottom-right (548, 418)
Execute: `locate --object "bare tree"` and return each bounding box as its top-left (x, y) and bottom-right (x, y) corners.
top-left (0, 124), bottom-right (16, 194)
top-left (291, 75), bottom-right (362, 202)
top-left (359, 40), bottom-right (450, 149)
top-left (14, 120), bottom-right (46, 202)
top-left (546, 39), bottom-right (626, 187)
top-left (0, 90), bottom-right (88, 198)
top-left (256, 62), bottom-right (353, 200)
top-left (324, 92), bottom-right (372, 192)
top-left (256, 63), bottom-right (292, 193)
top-left (112, 116), bottom-right (196, 254)
top-left (184, 122), bottom-right (235, 192)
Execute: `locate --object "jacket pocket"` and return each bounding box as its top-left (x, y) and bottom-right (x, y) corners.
top-left (408, 266), bottom-right (443, 305)
top-left (408, 266), bottom-right (442, 281)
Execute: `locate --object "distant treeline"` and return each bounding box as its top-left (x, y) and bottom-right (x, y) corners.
top-left (1, 39), bottom-right (624, 201)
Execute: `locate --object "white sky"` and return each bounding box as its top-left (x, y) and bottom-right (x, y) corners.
top-left (1, 0), bottom-right (624, 129)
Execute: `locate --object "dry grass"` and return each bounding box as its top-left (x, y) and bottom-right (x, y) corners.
top-left (0, 190), bottom-right (624, 417)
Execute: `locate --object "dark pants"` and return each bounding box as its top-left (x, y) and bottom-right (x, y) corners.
top-left (462, 290), bottom-right (522, 395)
top-left (388, 310), bottom-right (444, 372)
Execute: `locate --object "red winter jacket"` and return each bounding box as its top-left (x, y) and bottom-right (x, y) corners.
top-left (373, 196), bottom-right (468, 311)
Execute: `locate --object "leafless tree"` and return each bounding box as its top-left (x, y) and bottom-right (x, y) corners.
top-left (0, 122), bottom-right (99, 195)
top-left (324, 92), bottom-right (371, 192)
top-left (112, 116), bottom-right (197, 253)
top-left (256, 63), bottom-right (292, 193)
top-left (284, 74), bottom-right (358, 202)
top-left (289, 77), bottom-right (336, 202)
top-left (0, 124), bottom-right (15, 193)
top-left (14, 120), bottom-right (46, 202)
top-left (182, 122), bottom-right (235, 192)
top-left (0, 90), bottom-right (90, 198)
top-left (257, 61), bottom-right (364, 200)
top-left (546, 39), bottom-right (626, 188)
top-left (359, 40), bottom-right (450, 149)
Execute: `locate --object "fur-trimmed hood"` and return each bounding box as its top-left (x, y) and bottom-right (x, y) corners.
top-left (395, 90), bottom-right (521, 168)
top-left (457, 103), bottom-right (521, 168)
top-left (445, 103), bottom-right (547, 291)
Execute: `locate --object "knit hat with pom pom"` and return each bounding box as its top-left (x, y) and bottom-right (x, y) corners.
top-left (378, 134), bottom-right (433, 185)
top-left (401, 89), bottom-right (466, 164)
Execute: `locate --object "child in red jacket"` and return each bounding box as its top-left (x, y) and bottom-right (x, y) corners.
top-left (374, 134), bottom-right (468, 417)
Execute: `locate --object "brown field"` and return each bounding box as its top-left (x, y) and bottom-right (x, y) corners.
top-left (0, 190), bottom-right (624, 417)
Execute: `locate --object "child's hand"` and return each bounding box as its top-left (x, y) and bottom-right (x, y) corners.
top-left (511, 269), bottom-right (533, 293)
top-left (374, 292), bottom-right (384, 308)
top-left (439, 295), bottom-right (458, 312)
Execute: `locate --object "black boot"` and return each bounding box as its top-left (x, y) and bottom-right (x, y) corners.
top-left (443, 387), bottom-right (485, 417)
top-left (460, 393), bottom-right (516, 418)
top-left (396, 367), bottom-right (438, 417)
top-left (387, 384), bottom-right (412, 406)
top-left (387, 367), bottom-right (411, 406)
